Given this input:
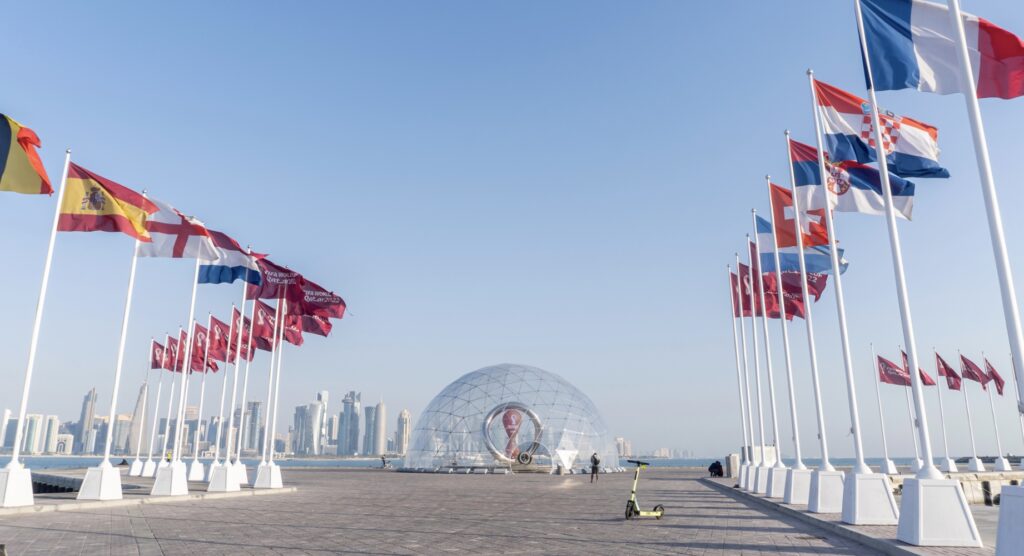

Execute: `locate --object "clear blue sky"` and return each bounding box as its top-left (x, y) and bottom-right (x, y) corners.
top-left (2, 1), bottom-right (1024, 458)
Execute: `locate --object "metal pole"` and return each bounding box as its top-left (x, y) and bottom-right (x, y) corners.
top-left (745, 244), bottom-right (769, 468)
top-left (736, 253), bottom-right (757, 468)
top-left (933, 350), bottom-right (953, 466)
top-left (871, 345), bottom-right (894, 466)
top-left (100, 240), bottom-right (141, 464)
top-left (267, 300), bottom-right (288, 464)
top-left (190, 314), bottom-right (214, 463)
top-left (172, 261), bottom-right (202, 461)
top-left (259, 298), bottom-right (283, 463)
top-left (159, 327), bottom-right (183, 462)
top-left (144, 341), bottom-right (166, 465)
top-left (728, 265), bottom-right (751, 468)
top-left (751, 211), bottom-right (786, 469)
top-left (131, 340), bottom-right (154, 466)
top-left (234, 299), bottom-right (259, 464)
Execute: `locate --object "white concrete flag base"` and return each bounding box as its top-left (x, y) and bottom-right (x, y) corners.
top-left (807, 470), bottom-right (845, 513)
top-left (911, 458), bottom-right (924, 473)
top-left (205, 460), bottom-right (222, 482)
top-left (233, 461), bottom-right (249, 485)
top-left (896, 478), bottom-right (981, 547)
top-left (77, 462), bottom-right (123, 501)
top-left (0, 464), bottom-right (34, 508)
top-left (765, 467), bottom-right (787, 498)
top-left (994, 457), bottom-right (1012, 472)
top-left (996, 485), bottom-right (1024, 555)
top-left (840, 472), bottom-right (898, 525)
top-left (157, 459), bottom-right (170, 470)
top-left (967, 457), bottom-right (986, 472)
top-left (753, 466), bottom-right (769, 494)
top-left (187, 460), bottom-right (206, 482)
top-left (881, 459), bottom-right (899, 475)
top-left (941, 459), bottom-right (959, 473)
top-left (128, 459), bottom-right (144, 477)
top-left (253, 462), bottom-right (283, 489)
top-left (738, 464), bottom-right (749, 489)
top-left (151, 460), bottom-right (189, 496)
top-left (141, 459), bottom-right (157, 478)
top-left (783, 468), bottom-right (812, 505)
top-left (206, 463), bottom-right (240, 493)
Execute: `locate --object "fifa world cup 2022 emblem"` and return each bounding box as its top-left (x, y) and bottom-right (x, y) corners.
top-left (502, 409), bottom-right (523, 459)
top-left (81, 186), bottom-right (106, 211)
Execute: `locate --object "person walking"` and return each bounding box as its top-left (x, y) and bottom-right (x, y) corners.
top-left (590, 452), bottom-right (601, 482)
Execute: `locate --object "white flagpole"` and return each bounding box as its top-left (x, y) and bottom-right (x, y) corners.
top-left (735, 253), bottom-right (757, 487)
top-left (233, 299), bottom-right (259, 467)
top-left (850, 5), bottom-right (939, 481)
top-left (211, 303), bottom-right (238, 468)
top-left (904, 383), bottom-right (923, 468)
top-left (188, 314), bottom-right (214, 476)
top-left (764, 178), bottom-right (805, 471)
top-left (982, 353), bottom-right (1007, 467)
top-left (933, 350), bottom-right (956, 473)
top-left (267, 300), bottom-right (288, 465)
top-left (751, 212), bottom-right (785, 474)
top-left (172, 261), bottom-right (202, 462)
top-left (1011, 357), bottom-right (1024, 457)
top-left (784, 132), bottom-right (833, 471)
top-left (806, 71), bottom-right (871, 476)
top-left (870, 344), bottom-right (897, 473)
top-left (727, 265), bottom-right (751, 474)
top-left (142, 337), bottom-right (167, 476)
top-left (129, 340), bottom-right (153, 472)
top-left (0, 150), bottom-right (71, 508)
top-left (158, 328), bottom-right (183, 465)
top-left (945, 0), bottom-right (1024, 423)
top-left (259, 297), bottom-right (284, 464)
top-left (960, 350), bottom-right (984, 471)
top-left (744, 246), bottom-right (769, 479)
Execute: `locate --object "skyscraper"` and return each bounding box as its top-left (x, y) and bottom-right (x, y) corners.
top-left (43, 415), bottom-right (60, 454)
top-left (339, 391), bottom-right (361, 456)
top-left (396, 409), bottom-right (411, 455)
top-left (316, 390), bottom-right (329, 450)
top-left (373, 400), bottom-right (386, 456)
top-left (362, 406), bottom-right (376, 456)
top-left (23, 414), bottom-right (43, 455)
top-left (293, 401), bottom-right (325, 455)
top-left (243, 401), bottom-right (262, 453)
top-left (0, 409), bottom-right (10, 448)
top-left (2, 417), bottom-right (17, 450)
top-left (326, 414), bottom-right (339, 444)
top-left (127, 382), bottom-right (148, 456)
top-left (76, 388), bottom-right (97, 453)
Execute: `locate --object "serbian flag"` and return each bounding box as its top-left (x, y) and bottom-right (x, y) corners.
top-left (960, 354), bottom-right (990, 388)
top-left (247, 259), bottom-right (304, 302)
top-left (860, 0), bottom-right (1024, 99)
top-left (902, 350), bottom-right (936, 385)
top-left (0, 115), bottom-right (50, 194)
top-left (879, 355), bottom-right (912, 386)
top-left (301, 314), bottom-right (333, 337)
top-left (150, 341), bottom-right (166, 370)
top-left (985, 359), bottom-right (1006, 395)
top-left (768, 183), bottom-right (829, 248)
top-left (198, 229), bottom-right (263, 285)
top-left (208, 316), bottom-right (231, 362)
top-left (136, 197), bottom-right (219, 260)
top-left (58, 163), bottom-right (159, 240)
top-left (790, 139), bottom-right (916, 219)
top-left (936, 353), bottom-right (962, 390)
top-left (756, 215), bottom-right (846, 275)
top-left (813, 79), bottom-right (949, 178)
top-left (294, 280), bottom-right (347, 319)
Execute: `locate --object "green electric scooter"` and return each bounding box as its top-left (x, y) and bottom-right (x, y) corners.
top-left (624, 459), bottom-right (665, 520)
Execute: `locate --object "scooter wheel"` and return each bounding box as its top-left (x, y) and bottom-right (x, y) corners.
top-left (653, 504), bottom-right (665, 520)
top-left (625, 501), bottom-right (636, 520)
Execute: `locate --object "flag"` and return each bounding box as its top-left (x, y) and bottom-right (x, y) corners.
top-left (730, 272), bottom-right (745, 318)
top-left (150, 341), bottom-right (166, 370)
top-left (737, 262), bottom-right (771, 318)
top-left (756, 215), bottom-right (847, 275)
top-left (301, 314), bottom-right (333, 337)
top-left (768, 183), bottom-right (829, 248)
top-left (246, 258), bottom-right (304, 302)
top-left (190, 323), bottom-right (218, 372)
top-left (902, 350), bottom-right (936, 386)
top-left (960, 354), bottom-right (990, 388)
top-left (283, 314), bottom-right (304, 346)
top-left (198, 229), bottom-right (263, 285)
top-left (860, 0), bottom-right (1024, 99)
top-left (252, 299), bottom-right (280, 351)
top-left (229, 307), bottom-right (255, 362)
top-left (209, 316), bottom-right (231, 362)
top-left (136, 197), bottom-right (219, 259)
top-left (790, 139), bottom-right (916, 219)
top-left (165, 334), bottom-right (180, 372)
top-left (0, 115), bottom-right (50, 194)
top-left (294, 280), bottom-right (347, 319)
top-left (985, 359), bottom-right (1006, 395)
top-left (936, 353), bottom-right (962, 390)
top-left (57, 163), bottom-right (159, 240)
top-left (761, 271), bottom-right (829, 320)
top-left (813, 78), bottom-right (949, 178)
top-left (879, 355), bottom-right (912, 386)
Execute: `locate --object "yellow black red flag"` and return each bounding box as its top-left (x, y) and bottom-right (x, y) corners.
top-left (0, 114), bottom-right (51, 194)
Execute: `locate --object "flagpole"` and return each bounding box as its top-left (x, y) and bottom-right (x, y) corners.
top-left (944, 0), bottom-right (1024, 424)
top-left (210, 308), bottom-right (234, 469)
top-left (960, 351), bottom-right (984, 472)
top-left (764, 178), bottom-right (805, 471)
top-left (1011, 357), bottom-right (1024, 463)
top-left (158, 328), bottom-right (182, 466)
top-left (870, 344), bottom-right (897, 474)
top-left (142, 337), bottom-right (167, 477)
top-left (267, 300), bottom-right (288, 466)
top-left (784, 132), bottom-right (833, 472)
top-left (727, 265), bottom-right (751, 478)
top-left (735, 253), bottom-right (757, 490)
top-left (172, 261), bottom-right (202, 463)
top-left (744, 245), bottom-right (769, 492)
top-left (982, 353), bottom-right (1008, 469)
top-left (260, 297), bottom-right (284, 465)
top-left (933, 349), bottom-right (956, 473)
top-left (903, 383), bottom-right (923, 470)
top-left (129, 339), bottom-right (154, 475)
top-left (0, 150), bottom-right (71, 508)
top-left (751, 213), bottom-right (786, 479)
top-left (233, 298), bottom-right (259, 473)
top-left (188, 313), bottom-right (214, 480)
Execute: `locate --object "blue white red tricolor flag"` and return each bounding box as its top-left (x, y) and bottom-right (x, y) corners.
top-left (198, 229), bottom-right (263, 285)
top-left (789, 138), bottom-right (916, 220)
top-left (860, 0), bottom-right (1024, 99)
top-left (813, 78), bottom-right (948, 179)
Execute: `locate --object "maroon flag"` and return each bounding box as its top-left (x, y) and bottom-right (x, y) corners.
top-left (151, 341), bottom-right (166, 370)
top-left (164, 336), bottom-right (179, 372)
top-left (246, 258), bottom-right (304, 302)
top-left (878, 355), bottom-right (911, 386)
top-left (209, 316), bottom-right (231, 362)
top-left (283, 314), bottom-right (304, 346)
top-left (301, 314), bottom-right (333, 337)
top-left (761, 272), bottom-right (830, 320)
top-left (960, 355), bottom-right (990, 389)
top-left (174, 330), bottom-right (188, 372)
top-left (737, 263), bottom-right (777, 317)
top-left (730, 272), bottom-right (745, 317)
top-left (191, 323), bottom-right (218, 372)
top-left (294, 279), bottom-right (346, 319)
top-left (229, 307), bottom-right (255, 363)
top-left (936, 353), bottom-right (962, 391)
top-left (985, 359), bottom-right (1006, 396)
top-left (902, 351), bottom-right (936, 386)
top-left (252, 299), bottom-right (282, 352)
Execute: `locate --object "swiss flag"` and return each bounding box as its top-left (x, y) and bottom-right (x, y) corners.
top-left (769, 183), bottom-right (829, 249)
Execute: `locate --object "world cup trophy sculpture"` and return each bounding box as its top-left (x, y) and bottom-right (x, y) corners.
top-left (502, 409), bottom-right (523, 459)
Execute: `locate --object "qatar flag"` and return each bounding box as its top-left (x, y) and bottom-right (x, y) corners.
top-left (936, 353), bottom-right (962, 391)
top-left (878, 355), bottom-right (912, 386)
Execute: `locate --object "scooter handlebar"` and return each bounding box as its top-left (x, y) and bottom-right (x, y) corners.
top-left (627, 459), bottom-right (651, 466)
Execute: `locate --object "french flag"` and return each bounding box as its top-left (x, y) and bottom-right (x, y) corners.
top-left (790, 138), bottom-right (916, 220)
top-left (860, 0), bottom-right (1024, 99)
top-left (814, 79), bottom-right (949, 179)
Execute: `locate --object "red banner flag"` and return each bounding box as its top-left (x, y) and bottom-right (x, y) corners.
top-left (960, 355), bottom-right (990, 389)
top-left (902, 351), bottom-right (936, 386)
top-left (246, 258), bottom-right (304, 302)
top-left (985, 359), bottom-right (1006, 396)
top-left (191, 323), bottom-right (217, 373)
top-left (760, 271), bottom-right (829, 320)
top-left (165, 335), bottom-right (180, 372)
top-left (768, 183), bottom-right (829, 248)
top-left (229, 307), bottom-right (254, 362)
top-left (283, 314), bottom-right (304, 346)
top-left (151, 341), bottom-right (166, 370)
top-left (209, 316), bottom-right (231, 362)
top-left (294, 279), bottom-right (346, 319)
top-left (878, 355), bottom-right (911, 386)
top-left (301, 314), bottom-right (333, 337)
top-left (936, 353), bottom-right (962, 391)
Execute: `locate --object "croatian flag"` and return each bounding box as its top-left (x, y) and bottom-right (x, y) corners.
top-left (813, 79), bottom-right (949, 178)
top-left (755, 216), bottom-right (848, 275)
top-left (790, 138), bottom-right (916, 220)
top-left (198, 229), bottom-right (262, 285)
top-left (860, 0), bottom-right (1024, 99)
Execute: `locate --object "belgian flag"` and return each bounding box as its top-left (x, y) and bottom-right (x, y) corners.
top-left (0, 114), bottom-right (51, 194)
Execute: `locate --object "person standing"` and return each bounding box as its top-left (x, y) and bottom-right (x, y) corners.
top-left (590, 452), bottom-right (600, 482)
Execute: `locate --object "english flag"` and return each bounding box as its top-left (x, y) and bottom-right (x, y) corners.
top-left (986, 359), bottom-right (1006, 395)
top-left (150, 341), bottom-right (166, 370)
top-left (813, 78), bottom-right (949, 178)
top-left (902, 350), bottom-right (936, 386)
top-left (936, 353), bottom-right (962, 391)
top-left (768, 183), bottom-right (829, 249)
top-left (136, 197), bottom-right (220, 260)
top-left (960, 355), bottom-right (990, 389)
top-left (879, 355), bottom-right (912, 386)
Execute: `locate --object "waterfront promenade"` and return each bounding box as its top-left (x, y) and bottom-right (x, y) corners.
top-left (0, 467), bottom-right (878, 554)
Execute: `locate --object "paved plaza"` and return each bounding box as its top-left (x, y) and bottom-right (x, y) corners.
top-left (0, 467), bottom-right (884, 555)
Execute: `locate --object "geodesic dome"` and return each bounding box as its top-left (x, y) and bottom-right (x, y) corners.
top-left (403, 363), bottom-right (621, 473)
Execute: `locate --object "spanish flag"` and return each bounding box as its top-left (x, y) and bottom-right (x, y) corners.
top-left (57, 163), bottom-right (159, 241)
top-left (0, 114), bottom-right (51, 194)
